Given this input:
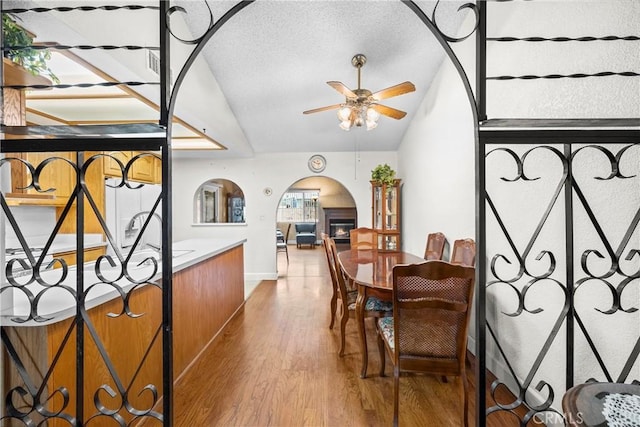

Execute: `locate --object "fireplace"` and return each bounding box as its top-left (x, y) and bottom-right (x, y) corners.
top-left (323, 208), bottom-right (357, 244)
top-left (330, 220), bottom-right (356, 243)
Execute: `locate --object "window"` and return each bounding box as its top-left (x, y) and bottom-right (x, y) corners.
top-left (277, 190), bottom-right (319, 222)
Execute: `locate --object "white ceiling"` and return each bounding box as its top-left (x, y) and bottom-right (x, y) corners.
top-left (8, 0), bottom-right (470, 157)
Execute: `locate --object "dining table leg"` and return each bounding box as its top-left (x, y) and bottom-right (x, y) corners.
top-left (356, 284), bottom-right (368, 378)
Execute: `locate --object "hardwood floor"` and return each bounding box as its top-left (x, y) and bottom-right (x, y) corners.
top-left (172, 244), bottom-right (522, 426)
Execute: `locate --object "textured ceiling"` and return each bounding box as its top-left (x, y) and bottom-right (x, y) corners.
top-left (180, 0), bottom-right (468, 155)
top-left (6, 0), bottom-right (470, 157)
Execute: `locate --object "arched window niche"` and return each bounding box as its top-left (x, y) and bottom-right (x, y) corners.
top-left (193, 179), bottom-right (246, 224)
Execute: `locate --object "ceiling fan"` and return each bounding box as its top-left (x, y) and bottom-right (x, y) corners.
top-left (303, 54), bottom-right (415, 131)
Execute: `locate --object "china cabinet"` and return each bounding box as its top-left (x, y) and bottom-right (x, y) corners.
top-left (371, 179), bottom-right (401, 252)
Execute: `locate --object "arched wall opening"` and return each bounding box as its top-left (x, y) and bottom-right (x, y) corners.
top-left (275, 175), bottom-right (357, 248)
top-left (166, 0), bottom-right (479, 263)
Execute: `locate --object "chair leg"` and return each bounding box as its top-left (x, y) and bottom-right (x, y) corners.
top-left (460, 371), bottom-right (469, 427)
top-left (285, 247), bottom-right (289, 264)
top-left (329, 290), bottom-right (337, 330)
top-left (376, 326), bottom-right (386, 377)
top-left (338, 306), bottom-right (348, 357)
top-left (393, 365), bottom-right (400, 427)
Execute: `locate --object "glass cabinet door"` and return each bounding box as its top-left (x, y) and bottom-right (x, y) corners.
top-left (386, 186), bottom-right (397, 230)
top-left (374, 186), bottom-right (383, 229)
top-left (370, 179), bottom-right (401, 252)
top-left (377, 234), bottom-right (399, 251)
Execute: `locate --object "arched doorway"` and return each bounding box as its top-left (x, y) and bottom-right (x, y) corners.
top-left (275, 176), bottom-right (357, 269)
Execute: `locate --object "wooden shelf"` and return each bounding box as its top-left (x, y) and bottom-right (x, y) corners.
top-left (3, 57), bottom-right (52, 88)
top-left (4, 192), bottom-right (56, 206)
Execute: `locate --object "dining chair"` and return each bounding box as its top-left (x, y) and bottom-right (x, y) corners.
top-left (376, 260), bottom-right (476, 427)
top-left (450, 238), bottom-right (476, 267)
top-left (325, 235), bottom-right (392, 357)
top-left (276, 223), bottom-right (291, 264)
top-left (321, 234), bottom-right (340, 330)
top-left (350, 227), bottom-right (376, 250)
top-left (424, 231), bottom-right (447, 260)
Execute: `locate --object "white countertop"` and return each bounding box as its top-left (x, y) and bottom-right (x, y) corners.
top-left (5, 233), bottom-right (106, 254)
top-left (1, 238), bottom-right (246, 326)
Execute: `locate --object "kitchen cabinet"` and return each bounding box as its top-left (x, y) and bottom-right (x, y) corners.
top-left (371, 179), bottom-right (401, 252)
top-left (9, 151), bottom-right (76, 207)
top-left (102, 150), bottom-right (131, 177)
top-left (2, 239), bottom-right (245, 426)
top-left (103, 151), bottom-right (161, 184)
top-left (3, 59), bottom-right (69, 207)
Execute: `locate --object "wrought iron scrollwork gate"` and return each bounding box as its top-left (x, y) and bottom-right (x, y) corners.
top-left (476, 124), bottom-right (639, 426)
top-left (1, 3), bottom-right (173, 425)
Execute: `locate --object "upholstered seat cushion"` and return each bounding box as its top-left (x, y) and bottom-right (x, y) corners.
top-left (348, 296), bottom-right (393, 312)
top-left (378, 317), bottom-right (395, 351)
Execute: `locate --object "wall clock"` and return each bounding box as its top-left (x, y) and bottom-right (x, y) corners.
top-left (308, 154), bottom-right (326, 173)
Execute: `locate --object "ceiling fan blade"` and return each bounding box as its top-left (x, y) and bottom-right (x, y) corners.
top-left (371, 104), bottom-right (407, 120)
top-left (327, 81), bottom-right (357, 99)
top-left (371, 81), bottom-right (416, 101)
top-left (303, 104), bottom-right (342, 115)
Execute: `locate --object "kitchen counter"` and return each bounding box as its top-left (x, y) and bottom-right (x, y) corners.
top-left (2, 237), bottom-right (246, 423)
top-left (1, 238), bottom-right (246, 326)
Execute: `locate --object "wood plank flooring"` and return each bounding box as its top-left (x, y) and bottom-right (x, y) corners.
top-left (172, 244), bottom-right (523, 426)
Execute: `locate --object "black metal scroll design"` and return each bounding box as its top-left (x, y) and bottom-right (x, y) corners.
top-left (3, 81), bottom-right (161, 91)
top-left (83, 153), bottom-right (165, 423)
top-left (1, 326), bottom-right (75, 425)
top-left (431, 0), bottom-right (479, 42)
top-left (487, 71), bottom-right (640, 81)
top-left (571, 144), bottom-right (640, 384)
top-left (1, 153), bottom-right (164, 424)
top-left (483, 143), bottom-right (640, 425)
top-left (488, 35), bottom-right (640, 43)
top-left (2, 6), bottom-right (160, 91)
top-left (166, 1), bottom-right (215, 45)
top-left (4, 5), bottom-right (159, 14)
top-left (0, 156), bottom-right (78, 323)
top-left (484, 146), bottom-right (570, 424)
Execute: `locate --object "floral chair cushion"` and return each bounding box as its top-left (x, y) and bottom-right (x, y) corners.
top-left (348, 296), bottom-right (393, 312)
top-left (378, 317), bottom-right (395, 351)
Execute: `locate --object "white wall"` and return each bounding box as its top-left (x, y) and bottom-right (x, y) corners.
top-left (396, 0), bottom-right (639, 422)
top-left (172, 151), bottom-right (396, 282)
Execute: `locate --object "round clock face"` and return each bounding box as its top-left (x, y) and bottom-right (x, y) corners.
top-left (308, 155), bottom-right (326, 173)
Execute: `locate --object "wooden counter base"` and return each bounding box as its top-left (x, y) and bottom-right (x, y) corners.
top-left (2, 243), bottom-right (244, 426)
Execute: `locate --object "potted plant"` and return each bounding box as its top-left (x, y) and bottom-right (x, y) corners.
top-left (371, 163), bottom-right (397, 187)
top-left (3, 13), bottom-right (58, 82)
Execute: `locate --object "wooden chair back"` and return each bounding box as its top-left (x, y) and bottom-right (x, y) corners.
top-left (321, 234), bottom-right (340, 327)
top-left (380, 260), bottom-right (475, 426)
top-left (350, 227), bottom-right (376, 250)
top-left (450, 238), bottom-right (476, 267)
top-left (391, 261), bottom-right (475, 372)
top-left (424, 232), bottom-right (447, 260)
top-left (326, 236), bottom-right (351, 304)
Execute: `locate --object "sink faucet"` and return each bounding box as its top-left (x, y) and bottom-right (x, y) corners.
top-left (126, 211), bottom-right (163, 251)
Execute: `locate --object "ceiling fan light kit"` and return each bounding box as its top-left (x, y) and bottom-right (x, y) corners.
top-left (303, 54), bottom-right (415, 131)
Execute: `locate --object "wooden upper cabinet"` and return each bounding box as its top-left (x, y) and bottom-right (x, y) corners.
top-left (103, 150), bottom-right (132, 177)
top-left (10, 152), bottom-right (76, 206)
top-left (103, 151), bottom-right (161, 184)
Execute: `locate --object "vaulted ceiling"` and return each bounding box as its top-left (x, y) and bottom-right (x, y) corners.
top-left (6, 1), bottom-right (470, 157)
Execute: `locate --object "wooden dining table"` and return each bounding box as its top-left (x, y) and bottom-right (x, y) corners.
top-left (337, 249), bottom-right (426, 378)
